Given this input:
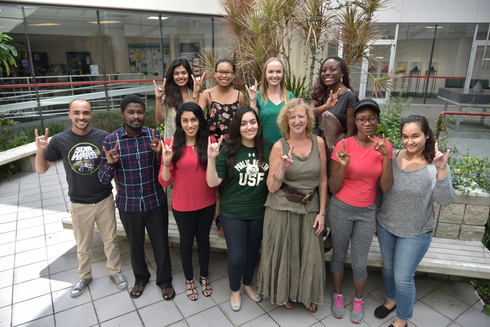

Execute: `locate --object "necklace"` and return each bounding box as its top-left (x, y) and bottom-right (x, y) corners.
top-left (355, 135), bottom-right (373, 148)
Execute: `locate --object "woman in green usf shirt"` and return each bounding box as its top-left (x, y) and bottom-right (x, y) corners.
top-left (207, 106), bottom-right (272, 312)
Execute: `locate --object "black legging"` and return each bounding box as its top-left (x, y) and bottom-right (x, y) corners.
top-left (172, 203), bottom-right (216, 280)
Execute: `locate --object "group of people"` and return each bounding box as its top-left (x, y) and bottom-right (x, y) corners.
top-left (34, 55), bottom-right (455, 327)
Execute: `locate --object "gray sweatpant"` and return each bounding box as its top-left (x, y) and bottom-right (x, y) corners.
top-left (327, 194), bottom-right (376, 280)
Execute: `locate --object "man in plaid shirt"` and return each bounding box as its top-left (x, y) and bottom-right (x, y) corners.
top-left (98, 94), bottom-right (174, 300)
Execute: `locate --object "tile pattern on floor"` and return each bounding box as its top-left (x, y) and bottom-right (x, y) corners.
top-left (0, 161), bottom-right (489, 327)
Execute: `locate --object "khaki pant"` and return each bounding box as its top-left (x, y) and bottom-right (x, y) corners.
top-left (70, 194), bottom-right (121, 279)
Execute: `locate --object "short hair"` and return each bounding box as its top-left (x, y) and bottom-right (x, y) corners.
top-left (277, 98), bottom-right (315, 140)
top-left (69, 98), bottom-right (91, 110)
top-left (120, 94), bottom-right (145, 112)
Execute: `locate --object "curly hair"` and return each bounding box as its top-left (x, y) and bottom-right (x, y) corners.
top-left (401, 115), bottom-right (436, 163)
top-left (311, 56), bottom-right (352, 104)
top-left (276, 98), bottom-right (314, 140)
top-left (120, 94), bottom-right (145, 112)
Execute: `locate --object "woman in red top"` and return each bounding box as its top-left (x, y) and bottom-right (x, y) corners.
top-left (159, 102), bottom-right (216, 301)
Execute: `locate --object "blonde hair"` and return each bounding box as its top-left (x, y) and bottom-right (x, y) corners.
top-left (259, 57), bottom-right (290, 105)
top-left (277, 98), bottom-right (315, 140)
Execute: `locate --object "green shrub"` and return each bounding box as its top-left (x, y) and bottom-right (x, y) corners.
top-left (91, 107), bottom-right (162, 134)
top-left (448, 146), bottom-right (490, 194)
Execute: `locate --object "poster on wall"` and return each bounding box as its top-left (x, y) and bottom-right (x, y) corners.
top-left (128, 44), bottom-right (170, 76)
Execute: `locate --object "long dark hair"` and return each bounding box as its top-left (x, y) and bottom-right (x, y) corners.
top-left (215, 58), bottom-right (236, 72)
top-left (163, 58), bottom-right (194, 109)
top-left (172, 102), bottom-right (208, 170)
top-left (225, 106), bottom-right (265, 171)
top-left (401, 115), bottom-right (436, 163)
top-left (312, 56), bottom-right (352, 104)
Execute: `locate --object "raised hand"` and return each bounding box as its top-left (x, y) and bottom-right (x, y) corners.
top-left (369, 134), bottom-right (389, 155)
top-left (35, 128), bottom-right (49, 150)
top-left (278, 144), bottom-right (294, 169)
top-left (324, 88), bottom-right (341, 111)
top-left (150, 129), bottom-right (162, 153)
top-left (332, 139), bottom-right (350, 167)
top-left (433, 142), bottom-right (450, 170)
top-left (162, 136), bottom-right (174, 165)
top-left (103, 140), bottom-right (120, 166)
top-left (246, 80), bottom-right (258, 103)
top-left (208, 135), bottom-right (223, 159)
top-left (192, 72), bottom-right (206, 94)
top-left (153, 79), bottom-right (166, 99)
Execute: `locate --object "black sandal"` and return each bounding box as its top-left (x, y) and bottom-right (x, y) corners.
top-left (200, 275), bottom-right (212, 297)
top-left (186, 279), bottom-right (198, 301)
top-left (161, 285), bottom-right (176, 301)
top-left (130, 282), bottom-right (146, 298)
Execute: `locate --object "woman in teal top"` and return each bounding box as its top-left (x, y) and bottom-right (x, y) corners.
top-left (247, 57), bottom-right (295, 143)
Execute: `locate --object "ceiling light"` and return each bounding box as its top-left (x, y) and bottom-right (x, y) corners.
top-left (147, 16), bottom-right (168, 20)
top-left (375, 56), bottom-right (384, 59)
top-left (86, 21), bottom-right (122, 24)
top-left (425, 26), bottom-right (443, 29)
top-left (28, 23), bottom-right (60, 26)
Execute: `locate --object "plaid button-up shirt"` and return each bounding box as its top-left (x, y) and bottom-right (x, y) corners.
top-left (98, 125), bottom-right (165, 212)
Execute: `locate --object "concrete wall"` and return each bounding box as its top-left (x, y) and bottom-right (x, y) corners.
top-left (376, 0), bottom-right (490, 23)
top-left (7, 0), bottom-right (223, 16)
top-left (434, 193), bottom-right (490, 241)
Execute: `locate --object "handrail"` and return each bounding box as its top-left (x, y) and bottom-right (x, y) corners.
top-left (435, 111), bottom-right (490, 139)
top-left (0, 79), bottom-right (166, 89)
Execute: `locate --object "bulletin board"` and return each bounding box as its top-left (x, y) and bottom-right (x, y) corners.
top-left (128, 44), bottom-right (170, 76)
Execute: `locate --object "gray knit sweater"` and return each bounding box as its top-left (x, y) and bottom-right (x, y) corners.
top-left (377, 153), bottom-right (456, 238)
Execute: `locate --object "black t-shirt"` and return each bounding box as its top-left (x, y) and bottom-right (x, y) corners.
top-left (44, 127), bottom-right (113, 204)
top-left (322, 90), bottom-right (358, 133)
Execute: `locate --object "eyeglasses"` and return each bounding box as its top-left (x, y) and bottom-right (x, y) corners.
top-left (356, 117), bottom-right (379, 125)
top-left (215, 70), bottom-right (233, 76)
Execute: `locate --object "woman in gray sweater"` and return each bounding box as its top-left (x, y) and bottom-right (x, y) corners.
top-left (374, 115), bottom-right (455, 327)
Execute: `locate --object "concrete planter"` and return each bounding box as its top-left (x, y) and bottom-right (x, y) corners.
top-left (435, 191), bottom-right (490, 241)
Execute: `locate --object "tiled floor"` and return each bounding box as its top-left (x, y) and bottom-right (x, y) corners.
top-left (1, 162), bottom-right (490, 327)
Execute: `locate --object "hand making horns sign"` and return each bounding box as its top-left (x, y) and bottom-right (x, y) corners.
top-left (207, 135), bottom-right (224, 159)
top-left (103, 140), bottom-right (120, 166)
top-left (332, 138), bottom-right (350, 167)
top-left (35, 128), bottom-right (49, 150)
top-left (368, 134), bottom-right (389, 155)
top-left (150, 129), bottom-right (162, 153)
top-left (192, 72), bottom-right (206, 94)
top-left (279, 144), bottom-right (294, 169)
top-left (433, 142), bottom-right (450, 170)
top-left (245, 80), bottom-right (258, 103)
top-left (153, 79), bottom-right (166, 99)
top-left (162, 136), bottom-right (174, 166)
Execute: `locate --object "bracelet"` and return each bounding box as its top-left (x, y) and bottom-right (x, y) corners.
top-left (319, 212), bottom-right (326, 217)
top-left (272, 173), bottom-right (286, 183)
top-left (163, 161), bottom-right (171, 167)
top-left (192, 96), bottom-right (198, 100)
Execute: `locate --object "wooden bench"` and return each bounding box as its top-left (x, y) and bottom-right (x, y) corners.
top-left (61, 211), bottom-right (490, 279)
top-left (0, 138), bottom-right (52, 172)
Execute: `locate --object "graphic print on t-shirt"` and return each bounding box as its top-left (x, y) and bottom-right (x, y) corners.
top-left (68, 142), bottom-right (102, 175)
top-left (234, 152), bottom-right (270, 187)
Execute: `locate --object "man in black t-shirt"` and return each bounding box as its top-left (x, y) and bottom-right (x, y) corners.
top-left (35, 99), bottom-right (127, 298)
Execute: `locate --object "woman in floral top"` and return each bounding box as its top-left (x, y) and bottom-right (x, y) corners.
top-left (199, 58), bottom-right (246, 141)
top-left (199, 58), bottom-right (246, 238)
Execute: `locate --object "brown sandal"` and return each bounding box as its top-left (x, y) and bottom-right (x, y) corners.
top-left (186, 279), bottom-right (198, 301)
top-left (200, 276), bottom-right (212, 297)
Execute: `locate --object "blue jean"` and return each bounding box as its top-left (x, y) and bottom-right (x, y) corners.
top-left (220, 214), bottom-right (264, 292)
top-left (376, 221), bottom-right (432, 321)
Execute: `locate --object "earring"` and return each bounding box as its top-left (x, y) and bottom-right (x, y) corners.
top-left (341, 77), bottom-right (343, 83)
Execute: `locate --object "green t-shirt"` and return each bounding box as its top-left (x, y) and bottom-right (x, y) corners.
top-left (216, 140), bottom-right (273, 220)
top-left (258, 90), bottom-right (296, 143)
